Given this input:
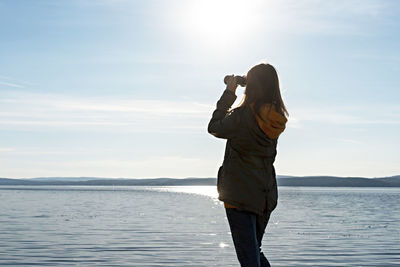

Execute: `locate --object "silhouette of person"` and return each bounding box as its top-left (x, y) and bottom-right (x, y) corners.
top-left (208, 63), bottom-right (288, 266)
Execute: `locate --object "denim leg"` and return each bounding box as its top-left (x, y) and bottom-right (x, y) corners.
top-left (256, 210), bottom-right (271, 267)
top-left (225, 208), bottom-right (260, 267)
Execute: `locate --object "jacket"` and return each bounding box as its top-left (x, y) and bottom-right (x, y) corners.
top-left (208, 89), bottom-right (287, 216)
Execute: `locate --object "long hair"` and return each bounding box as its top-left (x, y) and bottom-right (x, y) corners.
top-left (239, 63), bottom-right (288, 117)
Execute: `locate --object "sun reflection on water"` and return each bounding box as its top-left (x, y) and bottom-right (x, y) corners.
top-left (149, 186), bottom-right (218, 199)
top-left (219, 242), bottom-right (229, 248)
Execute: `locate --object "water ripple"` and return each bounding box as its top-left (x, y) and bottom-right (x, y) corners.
top-left (0, 186), bottom-right (399, 266)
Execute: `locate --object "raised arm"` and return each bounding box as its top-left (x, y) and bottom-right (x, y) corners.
top-left (207, 89), bottom-right (240, 139)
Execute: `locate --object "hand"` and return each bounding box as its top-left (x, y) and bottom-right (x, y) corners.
top-left (225, 75), bottom-right (238, 93)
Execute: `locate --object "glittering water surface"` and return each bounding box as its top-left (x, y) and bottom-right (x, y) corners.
top-left (0, 186), bottom-right (399, 266)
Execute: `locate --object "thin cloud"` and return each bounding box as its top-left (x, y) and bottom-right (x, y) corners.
top-left (2, 91), bottom-right (399, 133)
top-left (0, 91), bottom-right (212, 132)
top-left (288, 0), bottom-right (387, 17)
top-left (288, 105), bottom-right (400, 127)
top-left (256, 0), bottom-right (389, 36)
top-left (0, 81), bottom-right (25, 88)
top-left (0, 147), bottom-right (16, 152)
top-left (0, 147), bottom-right (85, 155)
top-left (335, 138), bottom-right (363, 145)
top-left (1, 156), bottom-right (215, 178)
top-left (1, 92), bottom-right (212, 115)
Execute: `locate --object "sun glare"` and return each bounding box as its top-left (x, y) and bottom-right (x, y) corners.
top-left (150, 186), bottom-right (219, 199)
top-left (175, 0), bottom-right (263, 49)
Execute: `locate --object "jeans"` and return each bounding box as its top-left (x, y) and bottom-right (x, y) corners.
top-left (225, 208), bottom-right (271, 267)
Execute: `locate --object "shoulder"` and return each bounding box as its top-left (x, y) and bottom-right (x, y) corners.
top-left (226, 106), bottom-right (258, 131)
top-left (234, 105), bottom-right (256, 121)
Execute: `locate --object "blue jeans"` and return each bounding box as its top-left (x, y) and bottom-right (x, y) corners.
top-left (225, 208), bottom-right (271, 267)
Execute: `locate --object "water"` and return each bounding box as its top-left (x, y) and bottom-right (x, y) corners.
top-left (0, 186), bottom-right (399, 266)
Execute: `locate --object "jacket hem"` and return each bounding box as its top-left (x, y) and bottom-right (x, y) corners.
top-left (219, 196), bottom-right (264, 216)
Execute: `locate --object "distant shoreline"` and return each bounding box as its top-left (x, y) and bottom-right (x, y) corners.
top-left (1, 175), bottom-right (399, 187)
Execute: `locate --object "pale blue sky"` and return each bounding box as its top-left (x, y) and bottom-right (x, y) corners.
top-left (0, 0), bottom-right (399, 178)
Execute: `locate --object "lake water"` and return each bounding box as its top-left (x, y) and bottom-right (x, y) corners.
top-left (0, 186), bottom-right (399, 266)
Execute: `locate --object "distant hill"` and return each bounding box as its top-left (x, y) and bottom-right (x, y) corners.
top-left (276, 175), bottom-right (400, 187)
top-left (28, 177), bottom-right (110, 182)
top-left (1, 176), bottom-right (400, 187)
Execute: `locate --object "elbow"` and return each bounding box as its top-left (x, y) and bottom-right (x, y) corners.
top-left (207, 123), bottom-right (218, 137)
top-left (207, 124), bottom-right (214, 135)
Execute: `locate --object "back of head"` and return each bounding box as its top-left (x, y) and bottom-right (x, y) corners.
top-left (242, 63), bottom-right (288, 117)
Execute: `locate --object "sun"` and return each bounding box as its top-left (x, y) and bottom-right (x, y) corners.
top-left (174, 0), bottom-right (262, 49)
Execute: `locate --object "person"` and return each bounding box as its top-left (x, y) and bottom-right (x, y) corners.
top-left (208, 63), bottom-right (288, 267)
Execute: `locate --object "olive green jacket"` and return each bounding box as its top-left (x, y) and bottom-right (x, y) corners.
top-left (208, 90), bottom-right (286, 216)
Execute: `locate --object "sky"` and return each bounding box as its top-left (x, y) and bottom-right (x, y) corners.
top-left (0, 0), bottom-right (399, 178)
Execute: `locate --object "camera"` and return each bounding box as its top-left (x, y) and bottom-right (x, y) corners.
top-left (224, 75), bottom-right (247, 87)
